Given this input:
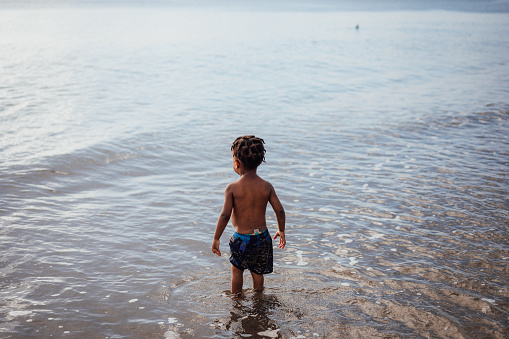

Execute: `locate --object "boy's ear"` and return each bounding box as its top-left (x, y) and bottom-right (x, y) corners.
top-left (234, 160), bottom-right (240, 168)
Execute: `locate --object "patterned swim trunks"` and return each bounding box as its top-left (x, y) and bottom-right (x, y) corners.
top-left (229, 229), bottom-right (273, 275)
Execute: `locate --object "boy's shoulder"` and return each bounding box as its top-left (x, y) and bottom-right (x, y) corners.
top-left (226, 176), bottom-right (273, 191)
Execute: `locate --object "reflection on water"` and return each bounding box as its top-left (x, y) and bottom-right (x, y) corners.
top-left (221, 293), bottom-right (284, 338)
top-left (1, 2), bottom-right (509, 338)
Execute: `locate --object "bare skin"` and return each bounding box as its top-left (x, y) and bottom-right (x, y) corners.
top-left (212, 154), bottom-right (286, 295)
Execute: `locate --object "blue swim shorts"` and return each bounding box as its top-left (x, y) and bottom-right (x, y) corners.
top-left (229, 229), bottom-right (273, 275)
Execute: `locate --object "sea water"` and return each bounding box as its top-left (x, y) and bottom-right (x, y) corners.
top-left (1, 1), bottom-right (508, 338)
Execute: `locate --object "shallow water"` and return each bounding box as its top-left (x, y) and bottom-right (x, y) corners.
top-left (1, 1), bottom-right (508, 338)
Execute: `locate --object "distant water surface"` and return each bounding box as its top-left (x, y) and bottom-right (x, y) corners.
top-left (1, 2), bottom-right (508, 338)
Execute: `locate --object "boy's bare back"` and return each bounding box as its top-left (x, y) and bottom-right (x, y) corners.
top-left (225, 173), bottom-right (284, 235)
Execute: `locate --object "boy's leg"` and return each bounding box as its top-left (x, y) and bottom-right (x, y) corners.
top-left (231, 265), bottom-right (244, 295)
top-left (250, 271), bottom-right (264, 292)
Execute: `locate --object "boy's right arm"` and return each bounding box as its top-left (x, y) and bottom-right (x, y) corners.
top-left (212, 184), bottom-right (234, 256)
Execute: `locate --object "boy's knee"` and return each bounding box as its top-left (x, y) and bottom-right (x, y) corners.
top-left (232, 265), bottom-right (243, 275)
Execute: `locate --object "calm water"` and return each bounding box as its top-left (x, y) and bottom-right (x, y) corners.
top-left (1, 1), bottom-right (509, 338)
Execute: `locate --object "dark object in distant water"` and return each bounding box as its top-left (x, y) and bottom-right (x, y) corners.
top-left (356, 25), bottom-right (359, 30)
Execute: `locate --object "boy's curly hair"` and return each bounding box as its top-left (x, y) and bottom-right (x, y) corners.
top-left (231, 135), bottom-right (266, 170)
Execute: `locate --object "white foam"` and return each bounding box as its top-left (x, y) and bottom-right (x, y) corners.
top-left (367, 233), bottom-right (384, 240)
top-left (9, 311), bottom-right (32, 317)
top-left (258, 329), bottom-right (280, 338)
top-left (349, 257), bottom-right (358, 265)
top-left (482, 298), bottom-right (496, 304)
top-left (164, 330), bottom-right (180, 339)
top-left (128, 299), bottom-right (138, 303)
top-left (168, 317), bottom-right (178, 324)
top-left (50, 287), bottom-right (74, 298)
top-left (341, 282), bottom-right (350, 287)
top-left (296, 250), bottom-right (308, 266)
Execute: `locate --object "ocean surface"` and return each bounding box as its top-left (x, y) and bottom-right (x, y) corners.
top-left (1, 1), bottom-right (508, 338)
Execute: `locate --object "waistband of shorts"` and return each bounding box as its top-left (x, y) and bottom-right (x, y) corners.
top-left (233, 228), bottom-right (268, 242)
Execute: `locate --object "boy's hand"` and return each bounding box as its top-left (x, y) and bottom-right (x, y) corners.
top-left (211, 239), bottom-right (221, 256)
top-left (273, 230), bottom-right (286, 249)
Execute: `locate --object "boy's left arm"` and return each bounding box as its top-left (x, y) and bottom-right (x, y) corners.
top-left (268, 184), bottom-right (286, 249)
top-left (212, 184), bottom-right (234, 256)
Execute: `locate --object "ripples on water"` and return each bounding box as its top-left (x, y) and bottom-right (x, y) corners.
top-left (1, 2), bottom-right (508, 338)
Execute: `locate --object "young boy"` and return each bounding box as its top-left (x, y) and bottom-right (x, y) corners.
top-left (212, 135), bottom-right (286, 295)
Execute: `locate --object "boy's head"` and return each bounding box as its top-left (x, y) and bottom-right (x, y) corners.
top-left (231, 135), bottom-right (266, 170)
